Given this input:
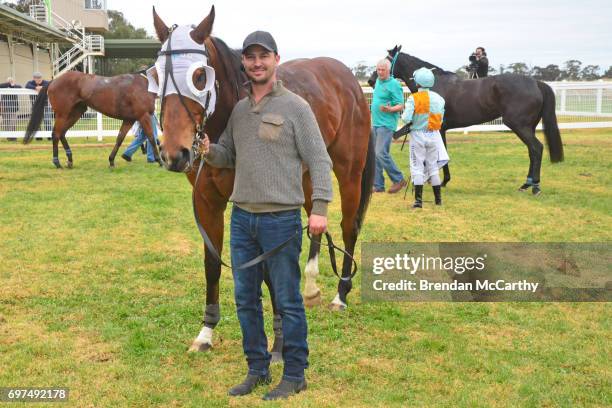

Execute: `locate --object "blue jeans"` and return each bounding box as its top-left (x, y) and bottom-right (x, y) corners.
top-left (123, 116), bottom-right (159, 162)
top-left (230, 205), bottom-right (308, 382)
top-left (373, 126), bottom-right (404, 190)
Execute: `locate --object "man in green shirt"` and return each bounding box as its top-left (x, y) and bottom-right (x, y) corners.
top-left (371, 59), bottom-right (407, 193)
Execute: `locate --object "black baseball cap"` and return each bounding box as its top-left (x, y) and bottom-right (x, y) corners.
top-left (242, 31), bottom-right (278, 54)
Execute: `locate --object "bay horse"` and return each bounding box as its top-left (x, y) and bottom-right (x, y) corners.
top-left (368, 46), bottom-right (564, 195)
top-left (23, 71), bottom-right (161, 168)
top-left (150, 6), bottom-right (374, 353)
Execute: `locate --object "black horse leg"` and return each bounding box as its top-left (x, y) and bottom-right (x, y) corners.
top-left (263, 265), bottom-right (283, 363)
top-left (508, 123), bottom-right (543, 195)
top-left (440, 129), bottom-right (451, 187)
top-left (139, 115), bottom-right (162, 166)
top-left (108, 120), bottom-right (134, 167)
top-left (59, 134), bottom-right (73, 169)
top-left (52, 132), bottom-right (61, 168)
top-left (334, 239), bottom-right (356, 310)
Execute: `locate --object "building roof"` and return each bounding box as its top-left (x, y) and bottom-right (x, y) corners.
top-left (103, 39), bottom-right (161, 58)
top-left (0, 3), bottom-right (71, 44)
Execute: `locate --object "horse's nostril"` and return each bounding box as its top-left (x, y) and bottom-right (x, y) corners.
top-left (180, 148), bottom-right (191, 163)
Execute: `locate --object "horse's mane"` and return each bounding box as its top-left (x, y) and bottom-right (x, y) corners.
top-left (400, 53), bottom-right (455, 76)
top-left (210, 36), bottom-right (245, 88)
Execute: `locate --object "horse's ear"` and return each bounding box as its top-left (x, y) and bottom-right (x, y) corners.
top-left (397, 45), bottom-right (402, 54)
top-left (153, 7), bottom-right (169, 43)
top-left (192, 5), bottom-right (215, 44)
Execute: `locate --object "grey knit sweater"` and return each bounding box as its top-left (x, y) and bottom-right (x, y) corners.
top-left (204, 81), bottom-right (333, 216)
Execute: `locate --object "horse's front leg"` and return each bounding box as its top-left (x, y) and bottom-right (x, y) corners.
top-left (189, 189), bottom-right (227, 352)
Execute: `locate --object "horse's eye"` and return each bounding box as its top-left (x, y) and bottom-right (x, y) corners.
top-left (192, 69), bottom-right (207, 91)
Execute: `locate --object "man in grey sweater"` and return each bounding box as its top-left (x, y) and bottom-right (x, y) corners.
top-left (201, 31), bottom-right (332, 400)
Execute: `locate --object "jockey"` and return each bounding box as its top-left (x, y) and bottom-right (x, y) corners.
top-left (401, 68), bottom-right (449, 208)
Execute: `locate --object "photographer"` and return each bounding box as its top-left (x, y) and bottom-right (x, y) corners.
top-left (468, 47), bottom-right (489, 79)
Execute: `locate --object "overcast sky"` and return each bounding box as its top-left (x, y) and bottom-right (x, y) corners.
top-left (106, 0), bottom-right (610, 71)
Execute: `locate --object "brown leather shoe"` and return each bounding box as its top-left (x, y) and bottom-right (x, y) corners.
top-left (388, 179), bottom-right (407, 194)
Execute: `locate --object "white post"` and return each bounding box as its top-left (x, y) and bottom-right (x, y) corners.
top-left (595, 81), bottom-right (603, 115)
top-left (96, 111), bottom-right (103, 141)
top-left (560, 89), bottom-right (567, 113)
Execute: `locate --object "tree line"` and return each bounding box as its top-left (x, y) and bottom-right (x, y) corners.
top-left (352, 60), bottom-right (612, 82)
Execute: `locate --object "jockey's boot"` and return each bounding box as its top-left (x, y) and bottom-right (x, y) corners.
top-left (412, 185), bottom-right (423, 209)
top-left (433, 185), bottom-right (442, 205)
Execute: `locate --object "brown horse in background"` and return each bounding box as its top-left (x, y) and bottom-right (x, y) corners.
top-left (150, 6), bottom-right (375, 353)
top-left (23, 71), bottom-right (161, 168)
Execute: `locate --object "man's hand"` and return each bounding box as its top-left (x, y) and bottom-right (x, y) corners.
top-left (35, 85), bottom-right (42, 93)
top-left (308, 214), bottom-right (327, 235)
top-left (380, 103), bottom-right (391, 112)
top-left (200, 133), bottom-right (210, 155)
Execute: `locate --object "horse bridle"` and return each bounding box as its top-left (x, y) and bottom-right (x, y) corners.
top-left (386, 53), bottom-right (399, 79)
top-left (157, 24), bottom-right (214, 162)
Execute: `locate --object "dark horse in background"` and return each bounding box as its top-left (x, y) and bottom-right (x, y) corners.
top-left (368, 46), bottom-right (564, 195)
top-left (151, 6), bottom-right (374, 353)
top-left (23, 71), bottom-right (161, 168)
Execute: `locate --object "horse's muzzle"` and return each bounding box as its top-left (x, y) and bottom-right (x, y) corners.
top-left (162, 146), bottom-right (194, 173)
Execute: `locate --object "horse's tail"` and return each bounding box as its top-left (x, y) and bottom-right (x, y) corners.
top-left (23, 83), bottom-right (50, 144)
top-left (355, 129), bottom-right (376, 233)
top-left (537, 81), bottom-right (564, 162)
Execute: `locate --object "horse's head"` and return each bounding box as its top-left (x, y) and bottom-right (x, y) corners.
top-left (149, 6), bottom-right (217, 173)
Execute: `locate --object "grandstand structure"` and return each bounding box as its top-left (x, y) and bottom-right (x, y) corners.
top-left (0, 0), bottom-right (108, 83)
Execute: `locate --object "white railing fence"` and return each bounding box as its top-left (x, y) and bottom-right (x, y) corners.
top-left (362, 81), bottom-right (612, 132)
top-left (1, 81), bottom-right (611, 140)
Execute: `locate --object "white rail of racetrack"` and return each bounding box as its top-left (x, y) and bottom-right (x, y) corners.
top-left (0, 81), bottom-right (611, 140)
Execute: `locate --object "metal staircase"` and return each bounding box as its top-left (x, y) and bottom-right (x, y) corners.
top-left (29, 2), bottom-right (105, 77)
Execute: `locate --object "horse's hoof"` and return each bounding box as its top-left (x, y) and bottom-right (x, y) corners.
top-left (109, 161), bottom-right (115, 168)
top-left (303, 289), bottom-right (322, 308)
top-left (328, 302), bottom-right (346, 312)
top-left (532, 186), bottom-right (541, 196)
top-left (188, 340), bottom-right (212, 352)
top-left (66, 161), bottom-right (73, 169)
top-left (271, 352), bottom-right (283, 363)
top-left (53, 161), bottom-right (62, 169)
top-left (518, 183), bottom-right (531, 192)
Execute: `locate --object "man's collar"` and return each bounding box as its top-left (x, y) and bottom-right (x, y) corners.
top-left (246, 80), bottom-right (287, 99)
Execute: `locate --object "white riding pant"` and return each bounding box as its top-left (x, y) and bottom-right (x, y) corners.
top-left (409, 129), bottom-right (449, 186)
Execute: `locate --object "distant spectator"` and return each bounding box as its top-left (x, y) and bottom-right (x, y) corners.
top-left (0, 77), bottom-right (21, 133)
top-left (25, 72), bottom-right (52, 133)
top-left (468, 47), bottom-right (489, 79)
top-left (121, 113), bottom-right (160, 164)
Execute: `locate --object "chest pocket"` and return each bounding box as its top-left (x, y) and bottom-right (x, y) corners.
top-left (259, 113), bottom-right (285, 141)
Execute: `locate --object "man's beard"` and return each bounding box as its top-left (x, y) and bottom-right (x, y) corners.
top-left (247, 69), bottom-right (273, 85)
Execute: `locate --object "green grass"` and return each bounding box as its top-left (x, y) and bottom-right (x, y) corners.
top-left (0, 129), bottom-right (610, 407)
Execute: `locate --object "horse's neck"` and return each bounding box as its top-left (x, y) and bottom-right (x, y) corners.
top-left (206, 38), bottom-right (246, 142)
